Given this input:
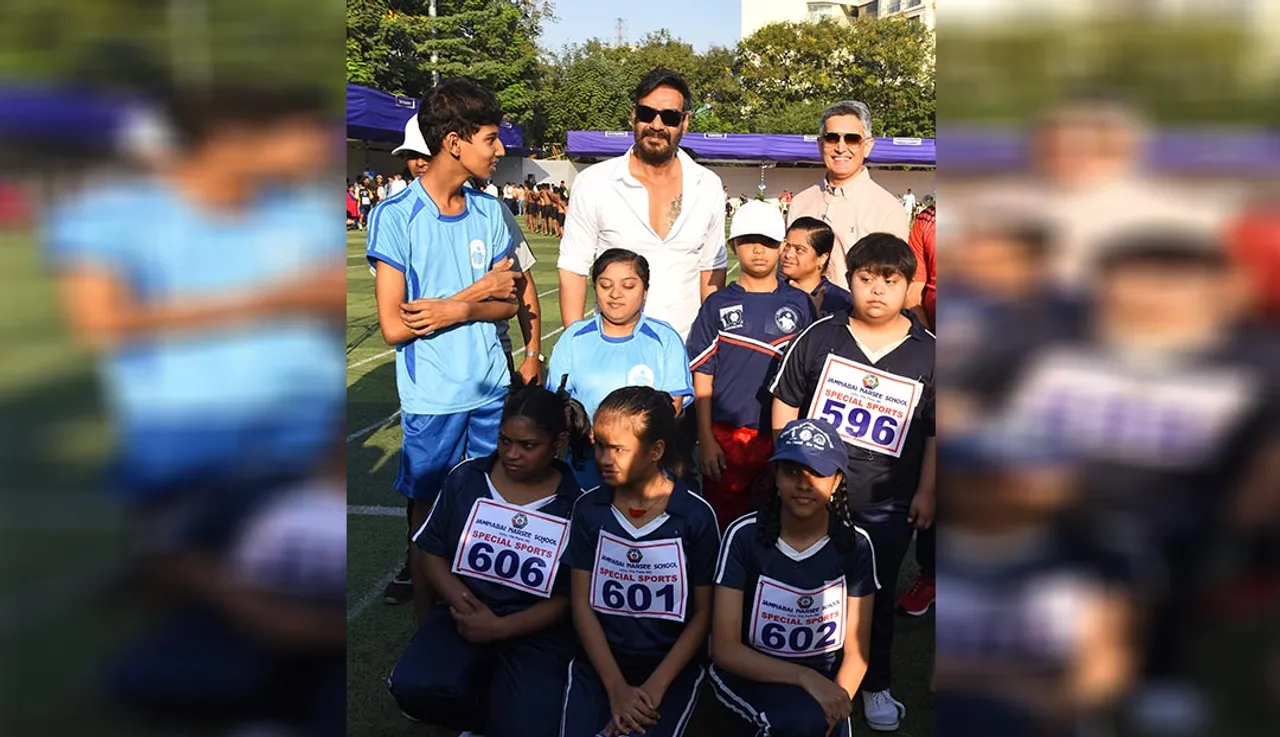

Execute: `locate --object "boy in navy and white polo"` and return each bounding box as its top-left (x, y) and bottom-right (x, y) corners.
top-left (687, 200), bottom-right (815, 529)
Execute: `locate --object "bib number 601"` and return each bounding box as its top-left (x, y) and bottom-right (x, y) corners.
top-left (820, 398), bottom-right (898, 446)
top-left (601, 579), bottom-right (675, 614)
top-left (466, 541), bottom-right (547, 589)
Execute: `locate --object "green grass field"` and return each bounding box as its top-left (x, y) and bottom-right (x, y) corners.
top-left (344, 227), bottom-right (937, 736)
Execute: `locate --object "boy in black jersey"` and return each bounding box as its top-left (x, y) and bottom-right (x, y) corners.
top-left (770, 233), bottom-right (935, 731)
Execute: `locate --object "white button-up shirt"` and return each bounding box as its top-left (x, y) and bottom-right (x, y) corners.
top-left (557, 147), bottom-right (729, 338)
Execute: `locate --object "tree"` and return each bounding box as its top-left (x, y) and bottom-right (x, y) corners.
top-left (737, 18), bottom-right (935, 137)
top-left (346, 0), bottom-right (550, 128)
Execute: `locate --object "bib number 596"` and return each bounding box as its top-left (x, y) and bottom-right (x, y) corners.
top-left (820, 398), bottom-right (898, 446)
top-left (466, 541), bottom-right (547, 589)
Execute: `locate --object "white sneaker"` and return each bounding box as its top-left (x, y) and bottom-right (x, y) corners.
top-left (1129, 681), bottom-right (1208, 736)
top-left (862, 689), bottom-right (906, 732)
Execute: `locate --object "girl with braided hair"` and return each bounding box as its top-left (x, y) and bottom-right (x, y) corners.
top-left (389, 379), bottom-right (590, 737)
top-left (710, 418), bottom-right (878, 737)
top-left (560, 386), bottom-right (721, 737)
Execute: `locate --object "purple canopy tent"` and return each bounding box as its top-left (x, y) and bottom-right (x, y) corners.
top-left (346, 83), bottom-right (528, 154)
top-left (566, 130), bottom-right (937, 166)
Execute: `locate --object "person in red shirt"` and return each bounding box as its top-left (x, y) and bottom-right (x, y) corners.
top-left (906, 203), bottom-right (935, 330)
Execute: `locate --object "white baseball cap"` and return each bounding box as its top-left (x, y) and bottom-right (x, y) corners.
top-left (391, 114), bottom-right (431, 156)
top-left (729, 199), bottom-right (786, 243)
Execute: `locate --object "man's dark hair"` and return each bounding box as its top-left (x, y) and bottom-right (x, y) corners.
top-left (167, 84), bottom-right (330, 149)
top-left (845, 233), bottom-right (917, 282)
top-left (633, 68), bottom-right (692, 112)
top-left (417, 78), bottom-right (504, 160)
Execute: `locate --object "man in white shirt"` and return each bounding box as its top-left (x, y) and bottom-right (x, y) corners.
top-left (902, 188), bottom-right (916, 216)
top-left (557, 67), bottom-right (728, 338)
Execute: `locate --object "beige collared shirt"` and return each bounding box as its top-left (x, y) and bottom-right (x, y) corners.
top-left (786, 167), bottom-right (910, 285)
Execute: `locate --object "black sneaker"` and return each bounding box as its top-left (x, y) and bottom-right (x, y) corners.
top-left (383, 562), bottom-right (413, 605)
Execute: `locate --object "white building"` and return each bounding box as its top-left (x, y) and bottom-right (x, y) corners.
top-left (741, 0), bottom-right (936, 40)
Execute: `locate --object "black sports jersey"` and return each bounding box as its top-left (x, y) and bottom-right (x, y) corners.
top-left (935, 526), bottom-right (1135, 736)
top-left (810, 277), bottom-right (853, 319)
top-left (1002, 327), bottom-right (1280, 531)
top-left (562, 481), bottom-right (721, 665)
top-left (715, 512), bottom-right (878, 674)
top-left (415, 455), bottom-right (582, 615)
top-left (770, 311), bottom-right (936, 509)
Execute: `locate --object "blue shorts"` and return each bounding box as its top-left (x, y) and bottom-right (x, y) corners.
top-left (710, 665), bottom-right (851, 737)
top-left (395, 399), bottom-right (503, 501)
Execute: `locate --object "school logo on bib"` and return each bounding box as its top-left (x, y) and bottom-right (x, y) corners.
top-left (775, 306), bottom-right (800, 333)
top-left (797, 595), bottom-right (814, 609)
top-left (863, 374), bottom-right (880, 390)
top-left (469, 239), bottom-right (487, 269)
top-left (627, 548), bottom-right (643, 563)
top-left (627, 364), bottom-right (655, 387)
top-left (719, 305), bottom-right (745, 331)
top-left (511, 513), bottom-right (529, 530)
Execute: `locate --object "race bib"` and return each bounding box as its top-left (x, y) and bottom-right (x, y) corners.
top-left (452, 499), bottom-right (570, 598)
top-left (749, 576), bottom-right (846, 658)
top-left (590, 531), bottom-right (687, 622)
top-left (807, 355), bottom-right (923, 457)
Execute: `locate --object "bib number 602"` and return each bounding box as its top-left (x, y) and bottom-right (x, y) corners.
top-left (466, 541), bottom-right (547, 589)
top-left (759, 620), bottom-right (839, 653)
top-left (820, 398), bottom-right (898, 446)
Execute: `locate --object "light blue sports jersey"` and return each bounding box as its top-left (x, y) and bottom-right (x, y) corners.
top-left (366, 181), bottom-right (517, 415)
top-left (44, 179), bottom-right (345, 497)
top-left (547, 313), bottom-right (693, 421)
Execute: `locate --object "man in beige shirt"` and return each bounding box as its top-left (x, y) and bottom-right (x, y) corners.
top-left (786, 100), bottom-right (910, 288)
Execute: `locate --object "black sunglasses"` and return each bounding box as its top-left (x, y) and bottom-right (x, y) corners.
top-left (635, 104), bottom-right (687, 128)
top-left (823, 132), bottom-right (866, 147)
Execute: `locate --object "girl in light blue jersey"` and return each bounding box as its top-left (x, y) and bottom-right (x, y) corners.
top-left (548, 249), bottom-right (694, 489)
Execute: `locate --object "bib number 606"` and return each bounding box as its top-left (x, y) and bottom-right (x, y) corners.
top-left (466, 541), bottom-right (546, 589)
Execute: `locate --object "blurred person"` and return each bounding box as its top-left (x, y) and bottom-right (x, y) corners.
top-left (346, 181), bottom-right (359, 229)
top-left (786, 101), bottom-right (909, 287)
top-left (390, 114), bottom-right (432, 182)
top-left (374, 173), bottom-right (386, 204)
top-left (387, 171), bottom-right (407, 197)
top-left (934, 423), bottom-right (1137, 737)
top-left (548, 249), bottom-right (694, 489)
top-left (45, 84), bottom-right (344, 566)
top-left (357, 176), bottom-right (373, 228)
top-left (106, 448), bottom-right (346, 736)
top-left (366, 79), bottom-right (520, 623)
top-left (781, 217), bottom-right (853, 318)
top-left (770, 233), bottom-right (935, 732)
top-left (389, 383), bottom-right (589, 736)
top-left (687, 201), bottom-right (815, 529)
top-left (557, 67), bottom-right (728, 340)
top-left (559, 387), bottom-right (721, 737)
top-left (710, 418), bottom-right (877, 737)
top-left (1001, 229), bottom-right (1280, 734)
top-left (902, 188), bottom-right (916, 218)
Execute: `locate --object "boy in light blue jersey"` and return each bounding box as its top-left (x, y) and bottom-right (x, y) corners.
top-left (366, 79), bottom-right (520, 617)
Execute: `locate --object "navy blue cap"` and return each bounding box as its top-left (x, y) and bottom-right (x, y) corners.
top-left (940, 421), bottom-right (1077, 471)
top-left (770, 419), bottom-right (848, 478)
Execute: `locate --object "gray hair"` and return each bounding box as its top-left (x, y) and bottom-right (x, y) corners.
top-left (819, 100), bottom-right (873, 139)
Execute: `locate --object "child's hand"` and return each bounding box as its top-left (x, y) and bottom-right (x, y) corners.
top-left (450, 592), bottom-right (508, 643)
top-left (698, 435), bottom-right (727, 482)
top-left (400, 298), bottom-right (468, 335)
top-left (479, 257), bottom-right (518, 300)
top-left (606, 683), bottom-right (659, 735)
top-left (908, 490), bottom-right (935, 530)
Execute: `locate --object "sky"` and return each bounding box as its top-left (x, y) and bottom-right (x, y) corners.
top-left (538, 0), bottom-right (742, 54)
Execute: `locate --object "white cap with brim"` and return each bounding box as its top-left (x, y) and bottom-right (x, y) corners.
top-left (391, 114), bottom-right (431, 157)
top-left (730, 200), bottom-right (786, 243)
